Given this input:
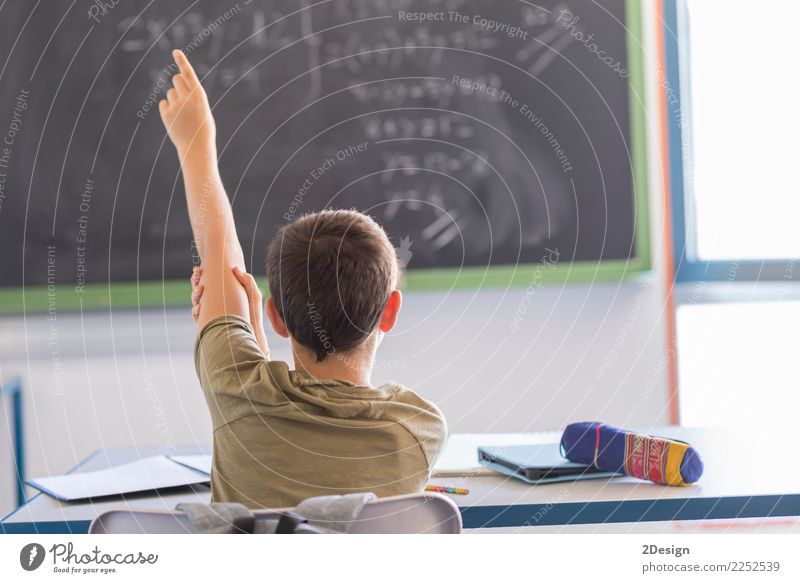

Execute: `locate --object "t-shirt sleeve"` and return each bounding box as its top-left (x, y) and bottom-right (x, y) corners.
top-left (410, 398), bottom-right (448, 470)
top-left (194, 314), bottom-right (290, 429)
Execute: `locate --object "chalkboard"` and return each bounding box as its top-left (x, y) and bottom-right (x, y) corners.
top-left (0, 0), bottom-right (648, 308)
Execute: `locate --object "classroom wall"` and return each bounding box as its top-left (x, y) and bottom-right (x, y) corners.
top-left (0, 2), bottom-right (670, 517)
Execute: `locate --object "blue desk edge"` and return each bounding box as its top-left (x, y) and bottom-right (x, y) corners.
top-left (4, 494), bottom-right (800, 533)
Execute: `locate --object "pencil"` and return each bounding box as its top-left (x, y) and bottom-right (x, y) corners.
top-left (425, 485), bottom-right (470, 495)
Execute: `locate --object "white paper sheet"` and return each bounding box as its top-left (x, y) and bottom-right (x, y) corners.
top-left (28, 455), bottom-right (210, 501)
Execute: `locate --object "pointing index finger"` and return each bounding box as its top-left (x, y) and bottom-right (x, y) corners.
top-left (172, 49), bottom-right (198, 85)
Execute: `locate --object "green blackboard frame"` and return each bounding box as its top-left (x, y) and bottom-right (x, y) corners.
top-left (0, 0), bottom-right (649, 314)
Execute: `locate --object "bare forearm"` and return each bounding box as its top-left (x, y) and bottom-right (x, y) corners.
top-left (179, 144), bottom-right (244, 268)
top-left (159, 49), bottom-right (251, 328)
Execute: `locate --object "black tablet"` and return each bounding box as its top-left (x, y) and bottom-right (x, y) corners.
top-left (478, 444), bottom-right (619, 483)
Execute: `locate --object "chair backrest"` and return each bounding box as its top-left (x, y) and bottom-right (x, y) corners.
top-left (89, 492), bottom-right (462, 534)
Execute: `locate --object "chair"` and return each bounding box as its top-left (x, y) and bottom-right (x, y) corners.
top-left (89, 492), bottom-right (462, 534)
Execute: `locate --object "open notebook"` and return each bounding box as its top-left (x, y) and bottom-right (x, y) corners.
top-left (167, 454), bottom-right (212, 475)
top-left (27, 455), bottom-right (210, 502)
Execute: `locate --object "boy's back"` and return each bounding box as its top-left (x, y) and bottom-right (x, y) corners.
top-left (159, 50), bottom-right (446, 507)
top-left (196, 315), bottom-right (446, 508)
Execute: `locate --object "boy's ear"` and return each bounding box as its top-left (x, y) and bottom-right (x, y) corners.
top-left (265, 297), bottom-right (290, 338)
top-left (379, 290), bottom-right (402, 333)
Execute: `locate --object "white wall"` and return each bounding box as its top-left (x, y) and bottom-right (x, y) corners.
top-left (0, 1), bottom-right (671, 517)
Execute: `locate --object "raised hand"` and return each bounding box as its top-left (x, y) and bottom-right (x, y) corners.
top-left (162, 50), bottom-right (252, 337)
top-left (159, 49), bottom-right (215, 156)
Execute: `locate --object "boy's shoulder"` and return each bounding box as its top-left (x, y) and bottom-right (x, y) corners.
top-left (378, 381), bottom-right (448, 462)
top-left (382, 381), bottom-right (445, 419)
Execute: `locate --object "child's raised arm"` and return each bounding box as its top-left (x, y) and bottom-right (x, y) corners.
top-left (159, 49), bottom-right (253, 333)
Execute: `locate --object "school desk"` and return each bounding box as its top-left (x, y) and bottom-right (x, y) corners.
top-left (2, 427), bottom-right (799, 533)
top-left (1, 446), bottom-right (211, 534)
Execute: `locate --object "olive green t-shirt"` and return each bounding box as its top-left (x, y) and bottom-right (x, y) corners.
top-left (194, 314), bottom-right (447, 509)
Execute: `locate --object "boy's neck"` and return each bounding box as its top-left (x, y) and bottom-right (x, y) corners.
top-left (291, 340), bottom-right (376, 387)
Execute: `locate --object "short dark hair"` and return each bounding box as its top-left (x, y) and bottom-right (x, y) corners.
top-left (266, 209), bottom-right (399, 362)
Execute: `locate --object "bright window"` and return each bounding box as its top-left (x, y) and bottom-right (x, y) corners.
top-left (677, 301), bottom-right (800, 425)
top-left (683, 0), bottom-right (800, 262)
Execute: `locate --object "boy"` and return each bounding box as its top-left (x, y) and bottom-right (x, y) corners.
top-left (159, 50), bottom-right (446, 508)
